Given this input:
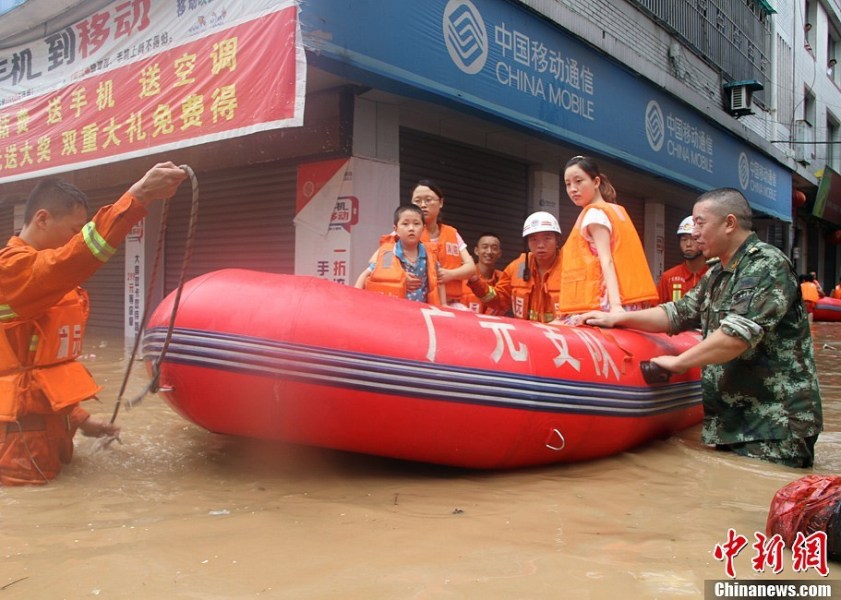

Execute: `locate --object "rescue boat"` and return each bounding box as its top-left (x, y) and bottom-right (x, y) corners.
top-left (142, 269), bottom-right (703, 469)
top-left (813, 297), bottom-right (841, 322)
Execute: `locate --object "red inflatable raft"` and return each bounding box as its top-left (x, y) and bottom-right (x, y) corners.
top-left (143, 269), bottom-right (703, 469)
top-left (814, 296), bottom-right (841, 322)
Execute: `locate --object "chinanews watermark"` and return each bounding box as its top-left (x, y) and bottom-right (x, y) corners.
top-left (704, 528), bottom-right (838, 599)
top-left (705, 581), bottom-right (838, 599)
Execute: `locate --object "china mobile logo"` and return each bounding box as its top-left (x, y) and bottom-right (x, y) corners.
top-left (737, 152), bottom-right (751, 191)
top-left (713, 528), bottom-right (829, 578)
top-left (645, 100), bottom-right (664, 152)
top-left (443, 0), bottom-right (488, 75)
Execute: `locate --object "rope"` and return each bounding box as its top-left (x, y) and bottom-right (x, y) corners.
top-left (105, 165), bottom-right (199, 431)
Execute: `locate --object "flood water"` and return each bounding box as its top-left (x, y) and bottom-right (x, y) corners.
top-left (2, 323), bottom-right (840, 599)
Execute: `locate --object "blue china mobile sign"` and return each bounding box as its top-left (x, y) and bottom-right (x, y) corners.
top-left (301, 0), bottom-right (791, 220)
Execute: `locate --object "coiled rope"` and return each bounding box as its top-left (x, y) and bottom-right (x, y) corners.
top-left (104, 164), bottom-right (199, 437)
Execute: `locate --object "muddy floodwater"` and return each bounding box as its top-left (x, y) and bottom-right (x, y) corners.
top-left (2, 323), bottom-right (840, 599)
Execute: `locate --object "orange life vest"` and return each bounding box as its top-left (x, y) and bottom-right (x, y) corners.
top-left (559, 203), bottom-right (658, 314)
top-left (421, 223), bottom-right (464, 301)
top-left (0, 287), bottom-right (101, 422)
top-left (832, 285), bottom-right (841, 300)
top-left (507, 252), bottom-right (562, 322)
top-left (800, 281), bottom-right (820, 304)
top-left (365, 240), bottom-right (442, 306)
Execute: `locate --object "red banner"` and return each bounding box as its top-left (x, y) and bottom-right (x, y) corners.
top-left (0, 4), bottom-right (304, 183)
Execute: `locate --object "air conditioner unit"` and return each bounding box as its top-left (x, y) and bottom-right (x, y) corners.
top-left (722, 80), bottom-right (763, 117)
top-left (729, 86), bottom-right (750, 112)
top-left (794, 120), bottom-right (815, 165)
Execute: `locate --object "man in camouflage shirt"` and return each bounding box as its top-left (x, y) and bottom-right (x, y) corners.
top-left (578, 188), bottom-right (822, 468)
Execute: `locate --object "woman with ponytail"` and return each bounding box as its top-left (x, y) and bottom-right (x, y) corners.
top-left (559, 155), bottom-right (657, 323)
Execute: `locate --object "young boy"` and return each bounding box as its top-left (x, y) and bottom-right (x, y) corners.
top-left (354, 204), bottom-right (446, 305)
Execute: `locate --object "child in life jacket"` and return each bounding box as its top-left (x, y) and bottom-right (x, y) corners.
top-left (354, 204), bottom-right (446, 305)
top-left (559, 155), bottom-right (658, 323)
top-left (465, 212), bottom-right (563, 322)
top-left (411, 180), bottom-right (475, 309)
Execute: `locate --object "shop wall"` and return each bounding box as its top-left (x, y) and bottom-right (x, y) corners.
top-left (664, 206), bottom-right (688, 271)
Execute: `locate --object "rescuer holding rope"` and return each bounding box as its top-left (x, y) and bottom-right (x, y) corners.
top-left (0, 162), bottom-right (187, 485)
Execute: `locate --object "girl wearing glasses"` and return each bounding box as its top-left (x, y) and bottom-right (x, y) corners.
top-left (410, 180), bottom-right (476, 309)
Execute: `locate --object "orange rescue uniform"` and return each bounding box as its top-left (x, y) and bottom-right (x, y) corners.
top-left (466, 252), bottom-right (562, 322)
top-left (461, 268), bottom-right (504, 314)
top-left (657, 261), bottom-right (709, 303)
top-left (0, 192), bottom-right (147, 485)
top-left (559, 203), bottom-right (658, 314)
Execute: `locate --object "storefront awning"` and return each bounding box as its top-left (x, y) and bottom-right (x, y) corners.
top-left (756, 0), bottom-right (777, 15)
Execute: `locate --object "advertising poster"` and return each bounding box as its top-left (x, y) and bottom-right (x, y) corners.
top-left (0, 0), bottom-right (306, 184)
top-left (295, 157), bottom-right (398, 284)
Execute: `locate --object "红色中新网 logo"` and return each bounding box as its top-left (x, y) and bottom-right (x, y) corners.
top-left (738, 152), bottom-right (750, 190)
top-left (645, 100), bottom-right (665, 152)
top-left (443, 0), bottom-right (488, 75)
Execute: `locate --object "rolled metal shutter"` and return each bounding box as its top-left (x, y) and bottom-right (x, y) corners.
top-left (557, 198), bottom-right (580, 241)
top-left (0, 203), bottom-right (12, 242)
top-left (399, 129), bottom-right (529, 266)
top-left (621, 196), bottom-right (654, 281)
top-left (620, 195), bottom-right (646, 243)
top-left (164, 162), bottom-right (297, 294)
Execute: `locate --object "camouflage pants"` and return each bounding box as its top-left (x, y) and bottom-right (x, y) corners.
top-left (716, 435), bottom-right (818, 468)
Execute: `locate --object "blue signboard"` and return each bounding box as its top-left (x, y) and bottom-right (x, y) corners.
top-left (301, 0), bottom-right (791, 220)
top-left (0, 0), bottom-right (26, 17)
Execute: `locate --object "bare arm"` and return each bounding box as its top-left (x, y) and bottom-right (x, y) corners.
top-left (354, 250), bottom-right (378, 289)
top-left (588, 223), bottom-right (623, 312)
top-left (579, 305), bottom-right (670, 332)
top-left (651, 328), bottom-right (749, 374)
top-left (437, 280), bottom-right (447, 304)
top-left (354, 269), bottom-right (371, 289)
top-left (439, 247), bottom-right (476, 284)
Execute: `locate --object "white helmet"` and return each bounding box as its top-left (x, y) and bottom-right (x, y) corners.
top-left (677, 216), bottom-right (694, 236)
top-left (523, 211), bottom-right (562, 237)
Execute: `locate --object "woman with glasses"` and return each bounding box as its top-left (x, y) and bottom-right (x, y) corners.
top-left (410, 180), bottom-right (476, 309)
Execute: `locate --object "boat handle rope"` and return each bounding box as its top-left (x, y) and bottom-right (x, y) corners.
top-left (593, 327), bottom-right (633, 376)
top-left (98, 164), bottom-right (199, 447)
top-left (545, 428), bottom-right (566, 452)
top-left (593, 324), bottom-right (675, 385)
